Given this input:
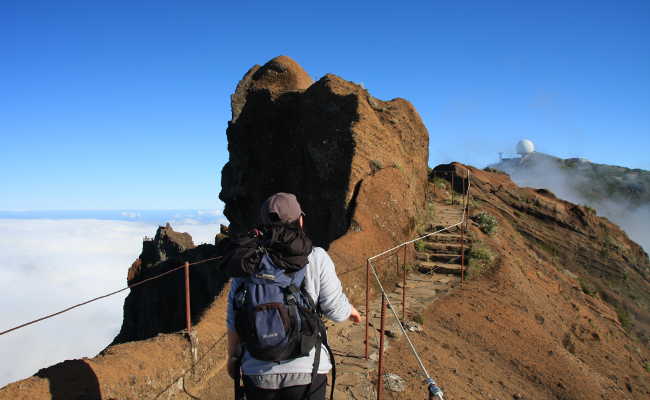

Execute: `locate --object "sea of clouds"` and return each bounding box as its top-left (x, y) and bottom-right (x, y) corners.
top-left (0, 210), bottom-right (226, 388)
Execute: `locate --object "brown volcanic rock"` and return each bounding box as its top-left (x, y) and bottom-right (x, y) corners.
top-left (0, 288), bottom-right (233, 400)
top-left (230, 56), bottom-right (313, 122)
top-left (113, 224), bottom-right (226, 345)
top-left (221, 56), bottom-right (429, 306)
top-left (221, 56), bottom-right (428, 255)
top-left (247, 55), bottom-right (313, 95)
top-left (129, 223), bottom-right (195, 282)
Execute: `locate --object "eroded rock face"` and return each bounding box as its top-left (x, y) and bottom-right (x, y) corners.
top-left (139, 223), bottom-right (195, 268)
top-left (220, 56), bottom-right (429, 255)
top-left (231, 56), bottom-right (313, 122)
top-left (113, 224), bottom-right (225, 344)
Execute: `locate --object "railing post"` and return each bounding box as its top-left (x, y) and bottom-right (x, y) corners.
top-left (377, 294), bottom-right (387, 400)
top-left (402, 246), bottom-right (407, 321)
top-left (461, 169), bottom-right (470, 285)
top-left (460, 218), bottom-right (465, 285)
top-left (365, 259), bottom-right (370, 360)
top-left (184, 261), bottom-right (192, 334)
top-left (466, 170), bottom-right (471, 231)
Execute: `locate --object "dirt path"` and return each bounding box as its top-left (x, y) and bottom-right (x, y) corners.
top-left (187, 201), bottom-right (468, 399)
top-left (325, 201), bottom-right (467, 399)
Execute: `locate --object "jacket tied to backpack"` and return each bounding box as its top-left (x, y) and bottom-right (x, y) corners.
top-left (222, 223), bottom-right (313, 277)
top-left (223, 224), bottom-right (336, 399)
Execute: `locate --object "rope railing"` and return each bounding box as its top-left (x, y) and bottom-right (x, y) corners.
top-left (0, 256), bottom-right (223, 337)
top-left (365, 168), bottom-right (471, 400)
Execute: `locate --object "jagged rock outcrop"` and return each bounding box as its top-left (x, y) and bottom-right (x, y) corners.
top-left (220, 56), bottom-right (428, 296)
top-left (230, 56), bottom-right (314, 122)
top-left (113, 224), bottom-right (226, 344)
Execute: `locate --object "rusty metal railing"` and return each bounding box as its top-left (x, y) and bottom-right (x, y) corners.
top-left (0, 257), bottom-right (222, 338)
top-left (365, 168), bottom-right (472, 400)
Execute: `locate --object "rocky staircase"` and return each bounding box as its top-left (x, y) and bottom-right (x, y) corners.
top-left (325, 203), bottom-right (470, 399)
top-left (415, 206), bottom-right (469, 277)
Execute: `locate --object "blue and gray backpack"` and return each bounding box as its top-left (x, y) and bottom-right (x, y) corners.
top-left (233, 253), bottom-right (322, 360)
top-left (230, 243), bottom-right (335, 399)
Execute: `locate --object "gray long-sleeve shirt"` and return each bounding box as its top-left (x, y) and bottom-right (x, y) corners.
top-left (227, 246), bottom-right (352, 386)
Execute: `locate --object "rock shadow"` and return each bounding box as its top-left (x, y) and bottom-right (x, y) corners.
top-left (220, 77), bottom-right (360, 249)
top-left (112, 241), bottom-right (228, 345)
top-left (35, 359), bottom-right (101, 400)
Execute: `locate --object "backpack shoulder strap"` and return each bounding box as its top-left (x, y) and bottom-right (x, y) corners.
top-left (304, 332), bottom-right (321, 400)
top-left (321, 323), bottom-right (336, 400)
top-left (302, 322), bottom-right (335, 400)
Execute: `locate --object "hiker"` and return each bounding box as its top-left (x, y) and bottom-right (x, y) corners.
top-left (225, 192), bottom-right (361, 400)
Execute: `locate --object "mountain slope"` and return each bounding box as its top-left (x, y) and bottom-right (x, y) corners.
top-left (382, 163), bottom-right (650, 399)
top-left (490, 152), bottom-right (650, 251)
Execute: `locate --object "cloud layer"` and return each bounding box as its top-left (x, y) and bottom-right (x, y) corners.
top-left (0, 217), bottom-right (224, 387)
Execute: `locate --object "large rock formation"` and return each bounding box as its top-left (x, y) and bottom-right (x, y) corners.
top-left (113, 224), bottom-right (226, 344)
top-left (0, 56), bottom-right (430, 398)
top-left (220, 56), bottom-right (429, 288)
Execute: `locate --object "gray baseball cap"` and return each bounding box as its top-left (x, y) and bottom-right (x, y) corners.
top-left (260, 192), bottom-right (305, 224)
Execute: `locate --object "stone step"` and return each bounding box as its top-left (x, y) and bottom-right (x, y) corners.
top-left (416, 250), bottom-right (464, 261)
top-left (436, 213), bottom-right (463, 217)
top-left (424, 234), bottom-right (470, 243)
top-left (415, 250), bottom-right (460, 261)
top-left (423, 253), bottom-right (463, 263)
top-left (421, 224), bottom-right (462, 232)
top-left (423, 242), bottom-right (465, 251)
top-left (327, 243), bottom-right (462, 400)
top-left (417, 261), bottom-right (464, 275)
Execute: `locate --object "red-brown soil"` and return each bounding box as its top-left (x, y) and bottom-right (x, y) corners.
top-left (381, 164), bottom-right (650, 400)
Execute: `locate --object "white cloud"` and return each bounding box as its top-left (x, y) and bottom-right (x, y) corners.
top-left (120, 211), bottom-right (141, 219)
top-left (196, 209), bottom-right (222, 216)
top-left (0, 219), bottom-right (222, 388)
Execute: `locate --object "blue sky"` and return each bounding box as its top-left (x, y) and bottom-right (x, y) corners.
top-left (2, 0), bottom-right (649, 210)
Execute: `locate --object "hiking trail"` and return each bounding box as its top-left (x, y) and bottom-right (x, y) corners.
top-left (325, 201), bottom-right (469, 399)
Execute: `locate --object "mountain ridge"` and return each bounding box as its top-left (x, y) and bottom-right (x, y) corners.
top-left (1, 57), bottom-right (648, 399)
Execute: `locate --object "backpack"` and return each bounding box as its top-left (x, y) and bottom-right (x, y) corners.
top-left (227, 230), bottom-right (336, 399)
top-left (233, 254), bottom-right (321, 361)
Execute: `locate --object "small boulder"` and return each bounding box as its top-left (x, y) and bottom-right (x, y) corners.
top-left (384, 373), bottom-right (406, 392)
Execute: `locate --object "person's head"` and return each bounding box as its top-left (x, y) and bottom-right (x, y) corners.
top-left (259, 192), bottom-right (305, 228)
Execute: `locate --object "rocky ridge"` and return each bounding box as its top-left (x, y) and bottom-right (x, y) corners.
top-left (2, 57), bottom-right (649, 399)
top-left (381, 164), bottom-right (650, 399)
top-left (490, 151), bottom-right (650, 252)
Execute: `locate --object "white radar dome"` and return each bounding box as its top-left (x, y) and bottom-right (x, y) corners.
top-left (516, 139), bottom-right (535, 155)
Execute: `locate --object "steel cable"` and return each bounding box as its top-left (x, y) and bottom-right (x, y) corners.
top-left (367, 169), bottom-right (471, 399)
top-left (0, 256), bottom-right (222, 336)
